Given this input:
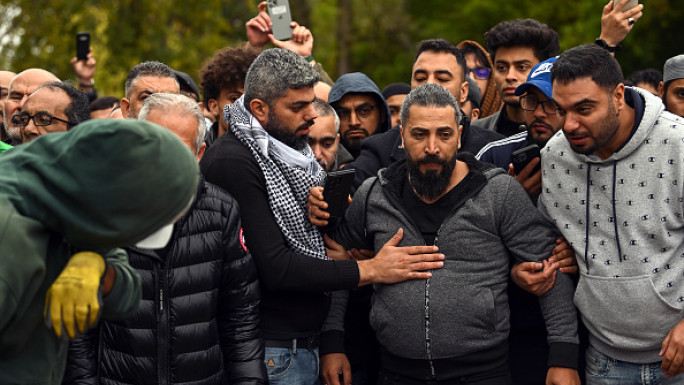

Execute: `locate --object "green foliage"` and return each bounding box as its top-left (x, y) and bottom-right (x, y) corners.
top-left (1, 0), bottom-right (681, 98)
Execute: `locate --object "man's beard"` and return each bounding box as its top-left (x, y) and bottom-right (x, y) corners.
top-left (407, 153), bottom-right (457, 200)
top-left (265, 109), bottom-right (313, 151)
top-left (567, 101), bottom-right (620, 156)
top-left (3, 114), bottom-right (21, 145)
top-left (340, 128), bottom-right (370, 158)
top-left (528, 118), bottom-right (557, 148)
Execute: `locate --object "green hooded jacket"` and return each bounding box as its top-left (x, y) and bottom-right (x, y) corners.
top-left (0, 119), bottom-right (199, 384)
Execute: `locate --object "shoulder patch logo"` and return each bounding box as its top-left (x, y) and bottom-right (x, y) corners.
top-left (239, 227), bottom-right (249, 253)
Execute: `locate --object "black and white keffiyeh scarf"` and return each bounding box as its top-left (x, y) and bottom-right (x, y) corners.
top-left (226, 96), bottom-right (328, 260)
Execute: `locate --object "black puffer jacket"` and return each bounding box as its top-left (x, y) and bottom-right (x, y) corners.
top-left (63, 178), bottom-right (267, 385)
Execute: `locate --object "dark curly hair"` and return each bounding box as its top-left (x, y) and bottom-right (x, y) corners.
top-left (199, 43), bottom-right (261, 102)
top-left (485, 19), bottom-right (559, 62)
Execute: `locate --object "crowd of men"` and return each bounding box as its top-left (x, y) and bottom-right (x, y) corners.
top-left (1, 0), bottom-right (683, 384)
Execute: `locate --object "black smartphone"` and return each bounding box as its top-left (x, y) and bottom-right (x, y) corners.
top-left (266, 0), bottom-right (293, 41)
top-left (511, 144), bottom-right (541, 175)
top-left (323, 169), bottom-right (356, 219)
top-left (76, 32), bottom-right (90, 61)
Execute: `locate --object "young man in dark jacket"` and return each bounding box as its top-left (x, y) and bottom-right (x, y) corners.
top-left (63, 93), bottom-right (267, 385)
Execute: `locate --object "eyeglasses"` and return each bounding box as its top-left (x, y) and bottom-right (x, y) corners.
top-left (520, 95), bottom-right (557, 115)
top-left (335, 104), bottom-right (377, 120)
top-left (11, 111), bottom-right (74, 127)
top-left (465, 67), bottom-right (491, 80)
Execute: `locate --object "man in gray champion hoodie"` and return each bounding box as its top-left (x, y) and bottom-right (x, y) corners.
top-left (540, 44), bottom-right (684, 384)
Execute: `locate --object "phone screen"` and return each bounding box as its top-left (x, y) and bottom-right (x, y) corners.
top-left (76, 32), bottom-right (90, 61)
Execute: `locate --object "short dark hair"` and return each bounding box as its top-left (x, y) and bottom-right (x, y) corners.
top-left (485, 19), bottom-right (559, 62)
top-left (37, 81), bottom-right (90, 128)
top-left (400, 83), bottom-right (463, 129)
top-left (124, 61), bottom-right (178, 98)
top-left (89, 96), bottom-right (120, 112)
top-left (551, 44), bottom-right (623, 93)
top-left (627, 68), bottom-right (662, 90)
top-left (414, 39), bottom-right (466, 82)
top-left (244, 48), bottom-right (319, 109)
top-left (199, 43), bottom-right (261, 103)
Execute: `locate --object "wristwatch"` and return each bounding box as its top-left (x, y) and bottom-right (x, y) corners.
top-left (594, 38), bottom-right (622, 53)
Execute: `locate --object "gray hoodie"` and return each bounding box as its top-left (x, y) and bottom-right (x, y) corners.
top-left (539, 87), bottom-right (684, 363)
top-left (331, 154), bottom-right (578, 366)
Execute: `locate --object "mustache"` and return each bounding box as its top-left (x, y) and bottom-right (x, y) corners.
top-left (531, 119), bottom-right (553, 130)
top-left (417, 154), bottom-right (448, 166)
top-left (297, 120), bottom-right (315, 132)
top-left (342, 128), bottom-right (370, 138)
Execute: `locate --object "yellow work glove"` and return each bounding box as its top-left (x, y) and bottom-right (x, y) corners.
top-left (44, 251), bottom-right (107, 339)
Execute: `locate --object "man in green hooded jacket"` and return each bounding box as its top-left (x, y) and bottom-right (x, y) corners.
top-left (0, 119), bottom-right (200, 384)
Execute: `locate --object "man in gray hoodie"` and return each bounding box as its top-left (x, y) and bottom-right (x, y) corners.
top-left (541, 44), bottom-right (684, 384)
top-left (311, 83), bottom-right (580, 385)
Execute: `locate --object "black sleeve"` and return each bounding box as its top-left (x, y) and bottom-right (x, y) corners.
top-left (344, 128), bottom-right (400, 193)
top-left (200, 139), bottom-right (360, 293)
top-left (62, 331), bottom-right (98, 385)
top-left (217, 196), bottom-right (268, 384)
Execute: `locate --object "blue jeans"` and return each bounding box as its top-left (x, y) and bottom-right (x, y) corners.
top-left (586, 345), bottom-right (684, 385)
top-left (264, 343), bottom-right (320, 385)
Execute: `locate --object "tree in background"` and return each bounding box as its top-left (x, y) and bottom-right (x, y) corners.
top-left (1, 0), bottom-right (681, 98)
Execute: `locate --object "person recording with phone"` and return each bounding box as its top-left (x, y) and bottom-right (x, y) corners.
top-left (71, 33), bottom-right (98, 102)
top-left (476, 57), bottom-right (561, 201)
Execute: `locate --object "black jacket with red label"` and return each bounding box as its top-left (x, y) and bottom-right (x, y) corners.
top-left (63, 177), bottom-right (266, 385)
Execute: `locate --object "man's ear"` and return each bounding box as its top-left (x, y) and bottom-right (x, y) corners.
top-left (613, 83), bottom-right (626, 113)
top-left (120, 98), bottom-right (131, 118)
top-left (207, 98), bottom-right (220, 118)
top-left (196, 142), bottom-right (206, 162)
top-left (460, 80), bottom-right (469, 106)
top-left (471, 108), bottom-right (481, 121)
top-left (249, 98), bottom-right (269, 123)
top-left (457, 125), bottom-right (463, 149)
top-left (399, 125), bottom-right (405, 149)
top-left (658, 81), bottom-right (665, 98)
top-left (335, 133), bottom-right (340, 145)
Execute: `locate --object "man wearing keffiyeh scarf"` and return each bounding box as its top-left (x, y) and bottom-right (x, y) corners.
top-left (200, 48), bottom-right (445, 385)
top-left (228, 93), bottom-right (328, 260)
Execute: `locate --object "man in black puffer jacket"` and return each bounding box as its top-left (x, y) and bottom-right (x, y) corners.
top-left (63, 93), bottom-right (266, 385)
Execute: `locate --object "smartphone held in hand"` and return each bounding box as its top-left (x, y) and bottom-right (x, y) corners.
top-left (267, 0), bottom-right (293, 41)
top-left (76, 32), bottom-right (90, 61)
top-left (323, 169), bottom-right (355, 219)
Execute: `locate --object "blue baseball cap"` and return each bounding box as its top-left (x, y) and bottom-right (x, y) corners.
top-left (515, 56), bottom-right (558, 99)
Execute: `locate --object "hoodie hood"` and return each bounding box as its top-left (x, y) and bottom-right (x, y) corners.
top-left (328, 72), bottom-right (392, 134)
top-left (456, 40), bottom-right (503, 119)
top-left (0, 119), bottom-right (199, 250)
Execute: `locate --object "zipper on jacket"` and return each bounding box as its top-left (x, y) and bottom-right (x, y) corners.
top-left (155, 262), bottom-right (170, 385)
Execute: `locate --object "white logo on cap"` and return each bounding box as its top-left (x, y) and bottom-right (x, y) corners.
top-left (531, 62), bottom-right (554, 79)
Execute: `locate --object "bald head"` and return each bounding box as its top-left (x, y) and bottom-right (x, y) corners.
top-left (4, 68), bottom-right (59, 144)
top-left (0, 70), bottom-right (17, 141)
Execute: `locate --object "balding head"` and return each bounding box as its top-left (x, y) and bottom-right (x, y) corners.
top-left (0, 70), bottom-right (17, 141)
top-left (4, 68), bottom-right (59, 144)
